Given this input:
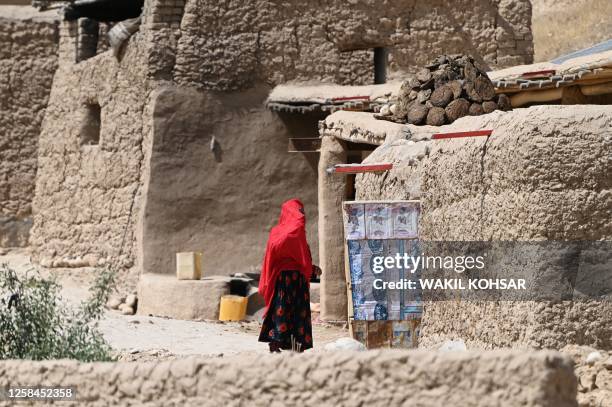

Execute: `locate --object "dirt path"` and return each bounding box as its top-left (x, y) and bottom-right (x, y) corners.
top-left (1, 248), bottom-right (348, 360)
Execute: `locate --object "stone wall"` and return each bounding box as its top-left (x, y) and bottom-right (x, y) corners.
top-left (174, 0), bottom-right (533, 91)
top-left (354, 105), bottom-right (612, 350)
top-left (0, 350), bottom-right (577, 406)
top-left (0, 7), bottom-right (58, 247)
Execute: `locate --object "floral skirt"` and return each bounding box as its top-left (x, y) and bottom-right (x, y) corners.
top-left (258, 270), bottom-right (313, 350)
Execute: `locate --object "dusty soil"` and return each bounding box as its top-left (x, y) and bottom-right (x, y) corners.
top-left (0, 248), bottom-right (348, 360)
top-left (2, 248), bottom-right (610, 406)
top-left (532, 0), bottom-right (612, 61)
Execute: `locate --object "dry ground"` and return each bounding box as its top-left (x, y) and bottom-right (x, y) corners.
top-left (2, 248), bottom-right (611, 406)
top-left (0, 248), bottom-right (347, 361)
top-left (532, 0), bottom-right (612, 62)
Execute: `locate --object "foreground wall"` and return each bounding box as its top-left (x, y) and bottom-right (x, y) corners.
top-left (0, 350), bottom-right (577, 406)
top-left (355, 105), bottom-right (612, 350)
top-left (0, 7), bottom-right (58, 247)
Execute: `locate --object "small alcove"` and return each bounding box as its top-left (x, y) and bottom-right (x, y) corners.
top-left (80, 103), bottom-right (101, 147)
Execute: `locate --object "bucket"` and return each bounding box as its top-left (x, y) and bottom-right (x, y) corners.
top-left (219, 295), bottom-right (248, 321)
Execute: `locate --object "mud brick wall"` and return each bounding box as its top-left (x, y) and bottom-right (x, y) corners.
top-left (0, 350), bottom-right (577, 407)
top-left (141, 0), bottom-right (186, 80)
top-left (173, 0), bottom-right (533, 91)
top-left (29, 21), bottom-right (151, 277)
top-left (354, 105), bottom-right (612, 350)
top-left (0, 8), bottom-right (58, 247)
top-left (29, 0), bottom-right (533, 278)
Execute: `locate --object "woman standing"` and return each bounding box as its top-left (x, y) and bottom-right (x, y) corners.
top-left (258, 199), bottom-right (321, 353)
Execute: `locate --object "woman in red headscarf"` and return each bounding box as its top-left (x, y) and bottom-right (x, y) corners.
top-left (258, 199), bottom-right (321, 353)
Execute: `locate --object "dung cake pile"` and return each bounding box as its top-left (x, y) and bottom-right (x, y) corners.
top-left (377, 55), bottom-right (511, 126)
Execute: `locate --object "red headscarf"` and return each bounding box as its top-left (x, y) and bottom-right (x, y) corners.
top-left (258, 199), bottom-right (313, 313)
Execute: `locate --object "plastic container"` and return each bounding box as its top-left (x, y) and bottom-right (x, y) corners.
top-left (176, 252), bottom-right (202, 280)
top-left (219, 295), bottom-right (248, 321)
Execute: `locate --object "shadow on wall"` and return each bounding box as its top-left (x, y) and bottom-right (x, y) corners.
top-left (277, 110), bottom-right (326, 174)
top-left (141, 85), bottom-right (320, 276)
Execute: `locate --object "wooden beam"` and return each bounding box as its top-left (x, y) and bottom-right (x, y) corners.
top-left (520, 69), bottom-right (556, 78)
top-left (327, 163), bottom-right (393, 174)
top-left (331, 96), bottom-right (370, 103)
top-left (288, 138), bottom-right (321, 153)
top-left (509, 87), bottom-right (563, 107)
top-left (432, 130), bottom-right (492, 140)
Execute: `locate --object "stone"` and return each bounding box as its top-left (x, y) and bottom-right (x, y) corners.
top-left (469, 103), bottom-right (484, 115)
top-left (138, 273), bottom-right (230, 320)
top-left (474, 75), bottom-right (496, 101)
top-left (426, 107), bottom-right (446, 126)
top-left (406, 75), bottom-right (421, 90)
top-left (497, 93), bottom-right (512, 111)
top-left (482, 100), bottom-right (498, 113)
top-left (429, 85), bottom-right (453, 107)
top-left (125, 294), bottom-right (138, 308)
top-left (119, 304), bottom-right (135, 315)
top-left (586, 351), bottom-right (603, 365)
top-left (448, 80), bottom-right (463, 99)
top-left (445, 98), bottom-right (470, 122)
top-left (417, 89), bottom-right (432, 104)
top-left (107, 296), bottom-right (124, 310)
top-left (324, 337), bottom-right (366, 351)
top-left (464, 81), bottom-right (482, 102)
top-left (419, 77), bottom-right (435, 90)
top-left (407, 104), bottom-right (429, 125)
top-left (416, 68), bottom-right (432, 83)
top-left (463, 61), bottom-right (478, 81)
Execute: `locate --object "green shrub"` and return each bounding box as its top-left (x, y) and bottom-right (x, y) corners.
top-left (0, 263), bottom-right (116, 362)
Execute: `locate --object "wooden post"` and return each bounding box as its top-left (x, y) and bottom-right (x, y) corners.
top-left (318, 136), bottom-right (348, 322)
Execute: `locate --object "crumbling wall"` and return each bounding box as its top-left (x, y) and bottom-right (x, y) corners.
top-left (173, 0), bottom-right (533, 91)
top-left (30, 21), bottom-right (150, 277)
top-left (0, 7), bottom-right (58, 247)
top-left (0, 350), bottom-right (577, 407)
top-left (354, 105), bottom-right (612, 350)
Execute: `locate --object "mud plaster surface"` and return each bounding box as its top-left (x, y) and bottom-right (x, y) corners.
top-left (0, 8), bottom-right (58, 247)
top-left (0, 348), bottom-right (577, 407)
top-left (353, 105), bottom-right (612, 351)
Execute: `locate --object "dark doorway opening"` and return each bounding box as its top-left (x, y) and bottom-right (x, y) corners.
top-left (374, 47), bottom-right (388, 84)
